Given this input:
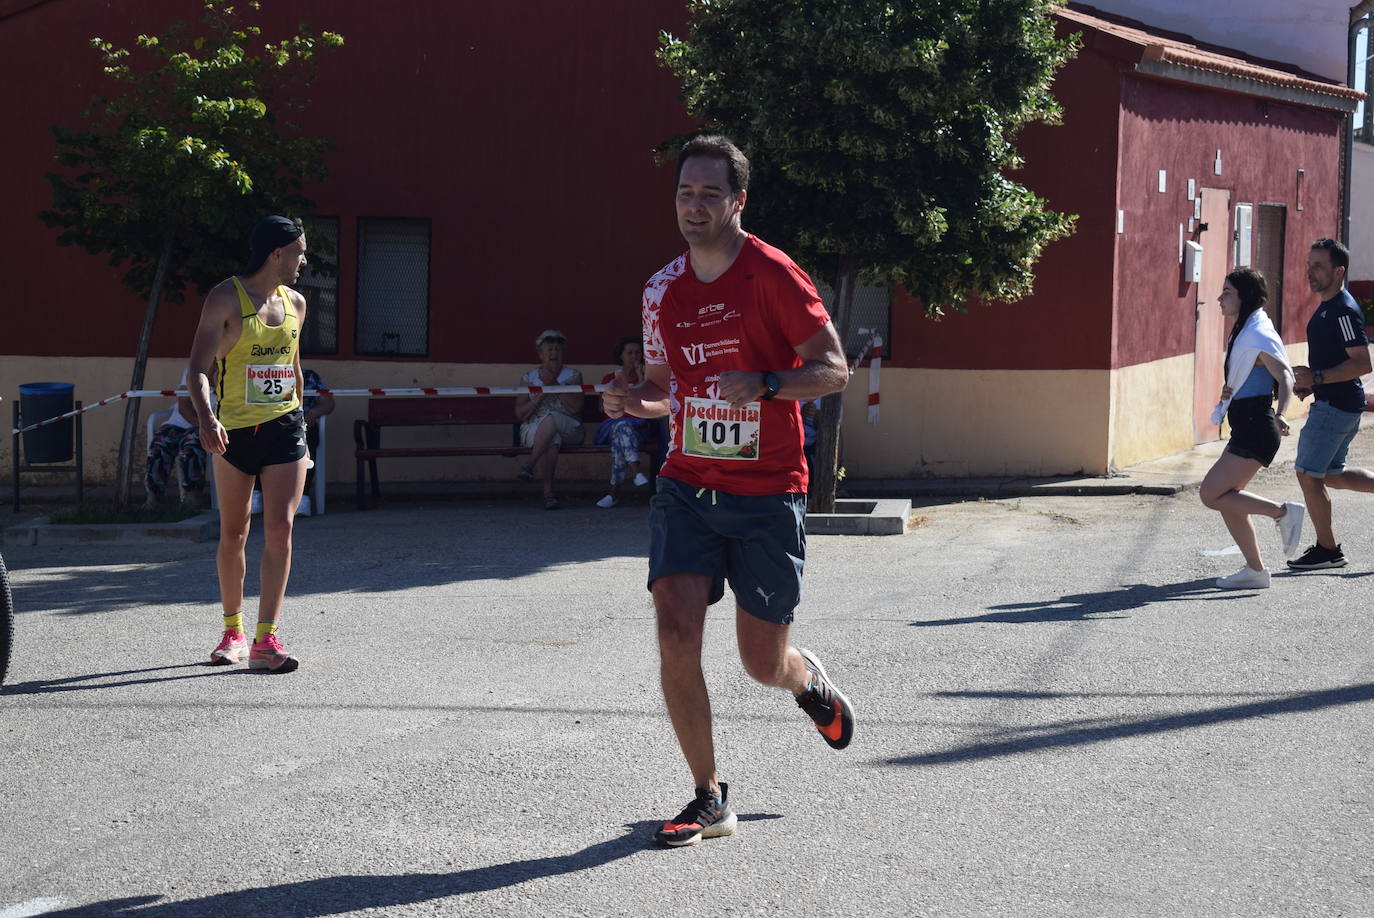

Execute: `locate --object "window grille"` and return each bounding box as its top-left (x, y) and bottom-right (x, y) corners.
top-left (817, 279), bottom-right (892, 359)
top-left (356, 218), bottom-right (430, 357)
top-left (297, 216), bottom-right (339, 355)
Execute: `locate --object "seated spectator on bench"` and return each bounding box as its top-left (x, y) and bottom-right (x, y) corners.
top-left (515, 329), bottom-right (585, 509)
top-left (595, 335), bottom-right (651, 508)
top-left (145, 368), bottom-right (208, 507)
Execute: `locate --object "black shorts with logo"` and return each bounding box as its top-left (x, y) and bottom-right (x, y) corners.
top-left (221, 409), bottom-right (307, 476)
top-left (647, 475), bottom-right (807, 625)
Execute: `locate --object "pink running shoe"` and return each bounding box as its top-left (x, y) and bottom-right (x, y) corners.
top-left (249, 633), bottom-right (300, 673)
top-left (209, 630), bottom-right (248, 665)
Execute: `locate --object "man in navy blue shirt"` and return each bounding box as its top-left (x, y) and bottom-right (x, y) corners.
top-left (1289, 238), bottom-right (1373, 569)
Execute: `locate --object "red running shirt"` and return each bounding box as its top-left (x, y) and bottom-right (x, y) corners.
top-left (642, 235), bottom-right (830, 495)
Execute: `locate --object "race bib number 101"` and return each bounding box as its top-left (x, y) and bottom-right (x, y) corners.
top-left (682, 397), bottom-right (761, 460)
top-left (246, 364), bottom-right (297, 405)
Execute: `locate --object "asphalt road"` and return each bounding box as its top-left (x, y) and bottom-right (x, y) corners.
top-left (2, 439), bottom-right (1372, 917)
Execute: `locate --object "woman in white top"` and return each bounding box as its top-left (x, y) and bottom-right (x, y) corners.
top-left (515, 329), bottom-right (585, 509)
top-left (1200, 269), bottom-right (1305, 589)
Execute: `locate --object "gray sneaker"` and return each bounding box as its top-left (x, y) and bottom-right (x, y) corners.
top-left (1275, 501), bottom-right (1306, 558)
top-left (1216, 567), bottom-right (1271, 590)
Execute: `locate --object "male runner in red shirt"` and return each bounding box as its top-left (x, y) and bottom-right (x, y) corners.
top-left (603, 135), bottom-right (854, 847)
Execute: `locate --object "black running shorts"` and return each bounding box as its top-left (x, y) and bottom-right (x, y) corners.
top-left (1225, 395), bottom-right (1281, 467)
top-left (221, 409), bottom-right (307, 476)
top-left (647, 475), bottom-right (806, 625)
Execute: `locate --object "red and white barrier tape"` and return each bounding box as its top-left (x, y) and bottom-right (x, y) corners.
top-left (8, 385), bottom-right (607, 436)
top-left (11, 360), bottom-right (883, 436)
top-left (850, 328), bottom-right (882, 424)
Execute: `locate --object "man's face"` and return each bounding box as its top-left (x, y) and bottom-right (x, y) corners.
top-left (1307, 247), bottom-right (1342, 294)
top-left (277, 234), bottom-right (308, 285)
top-left (676, 156), bottom-right (745, 248)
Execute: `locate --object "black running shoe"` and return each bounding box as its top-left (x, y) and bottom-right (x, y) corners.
top-left (796, 647), bottom-right (855, 750)
top-left (653, 783), bottom-right (737, 847)
top-left (1287, 543), bottom-right (1347, 570)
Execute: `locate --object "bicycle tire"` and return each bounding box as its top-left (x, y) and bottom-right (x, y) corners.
top-left (0, 552), bottom-right (12, 687)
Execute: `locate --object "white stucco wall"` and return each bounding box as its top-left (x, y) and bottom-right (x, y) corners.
top-left (1351, 142), bottom-right (1374, 282)
top-left (1083, 0), bottom-right (1351, 81)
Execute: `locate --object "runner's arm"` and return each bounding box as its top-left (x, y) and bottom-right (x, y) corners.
top-left (291, 290), bottom-right (308, 406)
top-left (717, 321), bottom-right (848, 409)
top-left (604, 362), bottom-right (669, 419)
top-left (188, 285), bottom-right (237, 453)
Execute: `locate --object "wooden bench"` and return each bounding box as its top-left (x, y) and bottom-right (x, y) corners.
top-left (353, 396), bottom-right (661, 509)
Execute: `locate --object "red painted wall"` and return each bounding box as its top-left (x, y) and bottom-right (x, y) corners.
top-left (1113, 73), bottom-right (1343, 368)
top-left (0, 0), bottom-right (693, 367)
top-left (887, 22), bottom-right (1126, 371)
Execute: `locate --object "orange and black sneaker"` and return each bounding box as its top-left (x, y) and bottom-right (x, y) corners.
top-left (653, 783), bottom-right (737, 847)
top-left (796, 648), bottom-right (854, 750)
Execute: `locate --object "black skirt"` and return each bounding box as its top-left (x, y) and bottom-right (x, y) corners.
top-left (1225, 395), bottom-right (1281, 466)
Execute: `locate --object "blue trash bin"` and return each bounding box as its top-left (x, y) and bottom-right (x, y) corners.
top-left (19, 382), bottom-right (75, 463)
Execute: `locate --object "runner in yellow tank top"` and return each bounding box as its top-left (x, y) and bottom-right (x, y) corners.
top-left (188, 216), bottom-right (312, 674)
top-left (216, 276), bottom-right (301, 430)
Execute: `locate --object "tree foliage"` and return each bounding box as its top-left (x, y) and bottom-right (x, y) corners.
top-left (40, 0), bottom-right (344, 300)
top-left (658, 0), bottom-right (1078, 316)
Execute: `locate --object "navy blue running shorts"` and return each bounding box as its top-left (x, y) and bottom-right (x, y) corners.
top-left (647, 475), bottom-right (807, 625)
top-left (221, 409), bottom-right (307, 476)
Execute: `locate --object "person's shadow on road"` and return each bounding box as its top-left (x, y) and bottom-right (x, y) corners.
top-left (35, 816), bottom-right (783, 917)
top-left (0, 662), bottom-right (249, 695)
top-left (909, 576), bottom-right (1244, 626)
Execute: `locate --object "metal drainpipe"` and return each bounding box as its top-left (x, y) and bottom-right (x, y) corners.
top-left (1345, 11), bottom-right (1373, 245)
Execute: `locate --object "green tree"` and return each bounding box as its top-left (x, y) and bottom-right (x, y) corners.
top-left (659, 0), bottom-right (1078, 510)
top-left (41, 0), bottom-right (343, 505)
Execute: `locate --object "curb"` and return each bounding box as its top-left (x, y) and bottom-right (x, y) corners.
top-left (805, 498), bottom-right (912, 535)
top-left (3, 511), bottom-right (220, 547)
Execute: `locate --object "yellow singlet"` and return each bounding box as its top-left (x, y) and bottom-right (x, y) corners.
top-left (216, 277), bottom-right (302, 431)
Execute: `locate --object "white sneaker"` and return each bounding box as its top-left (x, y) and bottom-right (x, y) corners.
top-left (633, 472), bottom-right (649, 487)
top-left (1216, 567), bottom-right (1271, 590)
top-left (595, 494), bottom-right (617, 509)
top-left (296, 495), bottom-right (312, 516)
top-left (1275, 501), bottom-right (1305, 558)
top-left (250, 491), bottom-right (263, 514)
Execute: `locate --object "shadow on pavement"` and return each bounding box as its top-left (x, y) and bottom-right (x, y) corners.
top-left (37, 816), bottom-right (782, 917)
top-left (887, 681), bottom-right (1374, 767)
top-left (4, 503), bottom-right (654, 617)
top-left (909, 577), bottom-right (1242, 626)
top-left (1, 662), bottom-right (244, 695)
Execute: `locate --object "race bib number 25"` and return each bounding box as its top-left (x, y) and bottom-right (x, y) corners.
top-left (246, 364), bottom-right (296, 405)
top-left (682, 397), bottom-right (761, 460)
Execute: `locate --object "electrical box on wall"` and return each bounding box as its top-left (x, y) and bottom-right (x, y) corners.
top-left (1234, 204), bottom-right (1253, 267)
top-left (1184, 241), bottom-right (1203, 283)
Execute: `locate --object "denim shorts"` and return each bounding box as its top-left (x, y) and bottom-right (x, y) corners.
top-left (647, 476), bottom-right (806, 624)
top-left (1295, 399), bottom-right (1363, 478)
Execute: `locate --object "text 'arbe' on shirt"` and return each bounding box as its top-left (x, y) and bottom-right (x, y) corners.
top-left (643, 235), bottom-right (831, 495)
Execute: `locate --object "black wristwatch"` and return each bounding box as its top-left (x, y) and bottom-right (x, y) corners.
top-left (761, 371), bottom-right (781, 401)
top-left (1313, 369), bottom-right (1325, 386)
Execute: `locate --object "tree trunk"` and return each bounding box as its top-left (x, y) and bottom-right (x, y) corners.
top-left (810, 255), bottom-right (857, 514)
top-left (113, 235), bottom-right (174, 506)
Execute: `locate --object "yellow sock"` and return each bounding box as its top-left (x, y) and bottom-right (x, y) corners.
top-left (255, 621), bottom-right (278, 641)
top-left (223, 612), bottom-right (243, 634)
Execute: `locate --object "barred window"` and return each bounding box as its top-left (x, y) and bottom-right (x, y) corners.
top-left (297, 216), bottom-right (339, 355)
top-left (818, 279), bottom-right (892, 359)
top-left (357, 218), bottom-right (430, 357)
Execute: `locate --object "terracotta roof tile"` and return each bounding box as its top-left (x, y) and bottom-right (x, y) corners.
top-left (1059, 3), bottom-right (1364, 105)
